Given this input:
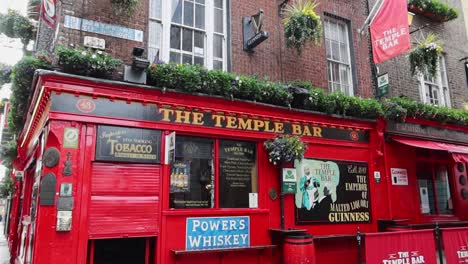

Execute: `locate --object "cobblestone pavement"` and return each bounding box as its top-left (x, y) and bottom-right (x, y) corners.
top-left (0, 223), bottom-right (10, 264)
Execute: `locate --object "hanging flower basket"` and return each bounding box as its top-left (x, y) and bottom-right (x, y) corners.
top-left (264, 135), bottom-right (307, 166)
top-left (408, 0), bottom-right (459, 22)
top-left (409, 34), bottom-right (443, 78)
top-left (283, 0), bottom-right (322, 55)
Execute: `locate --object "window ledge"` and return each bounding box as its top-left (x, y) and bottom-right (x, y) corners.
top-left (162, 208), bottom-right (269, 216)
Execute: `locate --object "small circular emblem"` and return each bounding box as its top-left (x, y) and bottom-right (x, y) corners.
top-left (76, 99), bottom-right (96, 113)
top-left (64, 129), bottom-right (78, 142)
top-left (350, 131), bottom-right (360, 141)
top-left (43, 147), bottom-right (60, 168)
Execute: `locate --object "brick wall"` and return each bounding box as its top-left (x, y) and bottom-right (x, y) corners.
top-left (36, 0), bottom-right (373, 98)
top-left (375, 0), bottom-right (468, 109)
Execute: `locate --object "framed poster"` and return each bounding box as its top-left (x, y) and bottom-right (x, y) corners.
top-left (96, 126), bottom-right (161, 163)
top-left (294, 159), bottom-right (371, 224)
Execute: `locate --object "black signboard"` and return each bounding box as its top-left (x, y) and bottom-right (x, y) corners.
top-left (295, 159), bottom-right (370, 224)
top-left (387, 121), bottom-right (468, 145)
top-left (51, 93), bottom-right (369, 143)
top-left (96, 125), bottom-right (161, 163)
top-left (219, 140), bottom-right (256, 208)
top-left (40, 173), bottom-right (56, 206)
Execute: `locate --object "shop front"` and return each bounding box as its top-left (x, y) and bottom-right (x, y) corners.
top-left (10, 71), bottom-right (388, 264)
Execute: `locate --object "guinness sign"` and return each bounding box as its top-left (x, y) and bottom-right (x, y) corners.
top-left (243, 10), bottom-right (269, 51)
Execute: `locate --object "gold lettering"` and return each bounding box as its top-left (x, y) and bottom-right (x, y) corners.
top-left (264, 121), bottom-right (274, 132)
top-left (192, 112), bottom-right (204, 125)
top-left (226, 116), bottom-right (238, 129)
top-left (292, 124), bottom-right (302, 135)
top-left (253, 120), bottom-right (264, 131)
top-left (313, 127), bottom-right (322, 137)
top-left (109, 139), bottom-right (118, 155)
top-left (238, 118), bottom-right (252, 130)
top-left (175, 110), bottom-right (191, 124)
top-left (212, 114), bottom-right (225, 127)
top-left (274, 122), bottom-right (284, 133)
top-left (159, 108), bottom-right (174, 122)
top-left (303, 125), bottom-right (312, 136)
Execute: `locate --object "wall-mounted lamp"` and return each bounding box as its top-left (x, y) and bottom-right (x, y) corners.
top-left (124, 47), bottom-right (150, 84)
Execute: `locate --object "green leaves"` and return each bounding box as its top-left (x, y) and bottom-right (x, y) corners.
top-left (111, 0), bottom-right (140, 16)
top-left (283, 0), bottom-right (322, 54)
top-left (408, 0), bottom-right (459, 21)
top-left (409, 34), bottom-right (443, 78)
top-left (0, 10), bottom-right (34, 46)
top-left (56, 45), bottom-right (122, 78)
top-left (264, 135), bottom-right (307, 165)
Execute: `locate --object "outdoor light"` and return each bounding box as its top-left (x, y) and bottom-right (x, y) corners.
top-left (131, 47), bottom-right (150, 70)
top-left (408, 12), bottom-right (415, 26)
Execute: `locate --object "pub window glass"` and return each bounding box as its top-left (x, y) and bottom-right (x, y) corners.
top-left (219, 140), bottom-right (257, 208)
top-left (435, 165), bottom-right (453, 215)
top-left (170, 136), bottom-right (214, 209)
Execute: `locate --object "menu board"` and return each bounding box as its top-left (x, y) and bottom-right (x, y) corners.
top-left (219, 140), bottom-right (256, 208)
top-left (294, 159), bottom-right (370, 224)
top-left (96, 126), bottom-right (161, 163)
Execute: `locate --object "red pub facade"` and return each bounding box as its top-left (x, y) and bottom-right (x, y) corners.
top-left (6, 70), bottom-right (468, 264)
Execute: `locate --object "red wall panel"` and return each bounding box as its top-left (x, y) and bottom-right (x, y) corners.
top-left (89, 163), bottom-right (161, 238)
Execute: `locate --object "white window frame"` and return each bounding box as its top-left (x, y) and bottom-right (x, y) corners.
top-left (418, 56), bottom-right (451, 108)
top-left (324, 18), bottom-right (354, 96)
top-left (148, 0), bottom-right (227, 70)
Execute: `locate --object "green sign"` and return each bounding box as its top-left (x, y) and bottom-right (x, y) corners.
top-left (377, 73), bottom-right (389, 97)
top-left (282, 168), bottom-right (297, 194)
top-left (63, 128), bottom-right (79, 148)
top-left (282, 181), bottom-right (297, 194)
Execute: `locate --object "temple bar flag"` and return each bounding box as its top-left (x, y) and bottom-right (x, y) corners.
top-left (370, 0), bottom-right (411, 64)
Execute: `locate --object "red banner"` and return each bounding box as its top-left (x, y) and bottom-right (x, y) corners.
top-left (370, 0), bottom-right (411, 64)
top-left (442, 228), bottom-right (468, 264)
top-left (365, 230), bottom-right (438, 264)
top-left (42, 0), bottom-right (57, 29)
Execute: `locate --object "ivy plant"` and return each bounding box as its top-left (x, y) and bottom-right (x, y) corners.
top-left (409, 34), bottom-right (443, 78)
top-left (111, 0), bottom-right (140, 16)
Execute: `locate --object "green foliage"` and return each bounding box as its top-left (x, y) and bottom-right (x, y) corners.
top-left (283, 0), bottom-right (322, 54)
top-left (0, 63), bottom-right (12, 86)
top-left (408, 0), bottom-right (459, 21)
top-left (409, 34), bottom-right (443, 78)
top-left (0, 174), bottom-right (14, 198)
top-left (382, 100), bottom-right (408, 122)
top-left (264, 135), bottom-right (307, 165)
top-left (0, 140), bottom-right (17, 170)
top-left (8, 55), bottom-right (52, 135)
top-left (111, 0), bottom-right (140, 16)
top-left (56, 45), bottom-right (122, 78)
top-left (0, 10), bottom-right (34, 47)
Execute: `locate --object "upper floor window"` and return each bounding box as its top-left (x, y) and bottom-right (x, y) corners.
top-left (148, 0), bottom-right (228, 70)
top-left (419, 56), bottom-right (451, 107)
top-left (324, 18), bottom-right (353, 96)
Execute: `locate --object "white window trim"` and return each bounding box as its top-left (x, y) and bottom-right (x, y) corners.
top-left (418, 56), bottom-right (451, 108)
top-left (149, 0), bottom-right (227, 70)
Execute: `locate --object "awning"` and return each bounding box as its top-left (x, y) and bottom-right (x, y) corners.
top-left (392, 137), bottom-right (468, 155)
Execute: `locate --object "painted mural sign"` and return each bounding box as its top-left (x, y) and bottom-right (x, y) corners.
top-left (51, 93), bottom-right (370, 143)
top-left (186, 216), bottom-right (250, 250)
top-left (95, 125), bottom-right (161, 163)
top-left (295, 159), bottom-right (370, 224)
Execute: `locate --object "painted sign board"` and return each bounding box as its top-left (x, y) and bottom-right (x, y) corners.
top-left (391, 168), bottom-right (408, 186)
top-left (186, 216), bottom-right (250, 250)
top-left (377, 73), bottom-right (389, 97)
top-left (282, 168), bottom-right (297, 194)
top-left (96, 125), bottom-right (161, 163)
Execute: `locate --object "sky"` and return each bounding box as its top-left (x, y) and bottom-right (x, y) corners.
top-left (0, 0), bottom-right (28, 181)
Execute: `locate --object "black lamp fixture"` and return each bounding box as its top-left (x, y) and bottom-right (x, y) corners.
top-left (131, 47), bottom-right (150, 70)
top-left (124, 47), bottom-right (150, 84)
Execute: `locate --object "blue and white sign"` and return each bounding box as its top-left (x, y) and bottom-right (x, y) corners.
top-left (64, 15), bottom-right (143, 42)
top-left (186, 216), bottom-right (250, 250)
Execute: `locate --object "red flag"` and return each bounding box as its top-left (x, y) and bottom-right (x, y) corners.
top-left (370, 0), bottom-right (411, 64)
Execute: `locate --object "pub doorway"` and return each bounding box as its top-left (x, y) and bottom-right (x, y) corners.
top-left (88, 237), bottom-right (156, 264)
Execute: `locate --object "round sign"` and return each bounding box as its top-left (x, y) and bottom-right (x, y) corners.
top-left (43, 147), bottom-right (60, 168)
top-left (64, 129), bottom-right (78, 142)
top-left (76, 98), bottom-right (96, 113)
top-left (349, 131), bottom-right (360, 141)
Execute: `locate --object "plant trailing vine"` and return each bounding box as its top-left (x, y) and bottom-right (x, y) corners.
top-left (409, 34), bottom-right (443, 78)
top-left (264, 135), bottom-right (307, 166)
top-left (283, 0), bottom-right (322, 54)
top-left (0, 63), bottom-right (12, 86)
top-left (408, 0), bottom-right (459, 22)
top-left (110, 0), bottom-right (140, 16)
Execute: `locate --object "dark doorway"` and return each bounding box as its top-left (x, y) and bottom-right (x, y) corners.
top-left (91, 237), bottom-right (155, 264)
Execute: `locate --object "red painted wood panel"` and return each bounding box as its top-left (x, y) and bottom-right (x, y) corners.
top-left (91, 163), bottom-right (160, 195)
top-left (89, 163), bottom-right (161, 238)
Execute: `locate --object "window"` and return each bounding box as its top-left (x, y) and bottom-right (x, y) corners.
top-left (324, 18), bottom-right (353, 96)
top-left (417, 162), bottom-right (453, 215)
top-left (169, 136), bottom-right (258, 209)
top-left (419, 56), bottom-right (451, 107)
top-left (148, 0), bottom-right (227, 70)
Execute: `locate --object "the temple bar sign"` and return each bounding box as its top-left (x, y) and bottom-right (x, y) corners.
top-left (96, 126), bottom-right (161, 163)
top-left (243, 10), bottom-right (269, 51)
